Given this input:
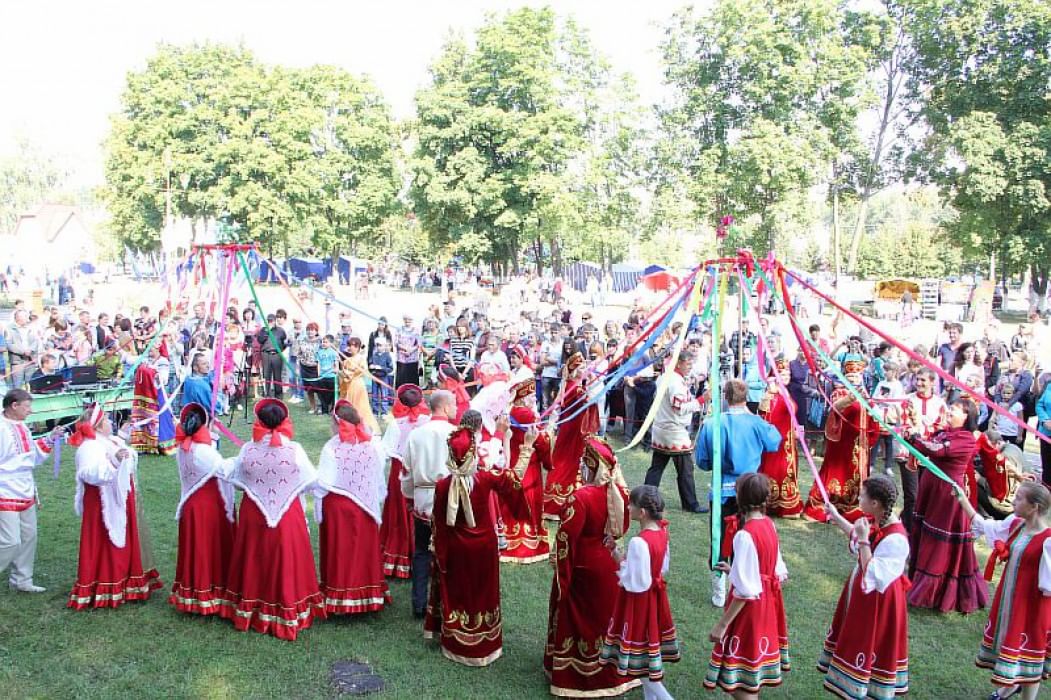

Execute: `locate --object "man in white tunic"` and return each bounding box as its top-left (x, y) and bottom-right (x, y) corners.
top-left (401, 390), bottom-right (458, 617)
top-left (645, 353), bottom-right (706, 513)
top-left (0, 389), bottom-right (59, 592)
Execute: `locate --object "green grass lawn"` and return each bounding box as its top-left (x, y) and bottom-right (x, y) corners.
top-left (0, 405), bottom-right (1006, 699)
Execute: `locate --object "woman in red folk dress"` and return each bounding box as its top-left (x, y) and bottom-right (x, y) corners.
top-left (315, 401), bottom-right (391, 614)
top-left (220, 398), bottom-right (326, 641)
top-left (379, 385), bottom-right (429, 579)
top-left (705, 473), bottom-right (790, 697)
top-left (599, 485), bottom-right (680, 700)
top-left (504, 378), bottom-right (551, 564)
top-left (425, 414), bottom-right (534, 667)
top-left (819, 475), bottom-right (910, 699)
top-left (170, 403), bottom-right (235, 615)
top-left (905, 397), bottom-right (989, 614)
top-left (546, 352), bottom-right (599, 525)
top-left (804, 359), bottom-right (881, 523)
top-left (545, 436), bottom-right (638, 698)
top-left (957, 481), bottom-right (1051, 700)
top-left (69, 404), bottom-right (162, 609)
top-left (758, 360), bottom-right (802, 518)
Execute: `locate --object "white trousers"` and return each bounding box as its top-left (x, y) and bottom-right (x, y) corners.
top-left (0, 506), bottom-right (37, 587)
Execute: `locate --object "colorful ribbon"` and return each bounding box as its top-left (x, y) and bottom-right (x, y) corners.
top-left (709, 267), bottom-right (729, 568)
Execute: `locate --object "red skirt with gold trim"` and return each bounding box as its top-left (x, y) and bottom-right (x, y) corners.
top-left (68, 484), bottom-right (162, 610)
top-left (319, 493), bottom-right (391, 614)
top-left (170, 478), bottom-right (235, 615)
top-left (379, 458), bottom-right (413, 578)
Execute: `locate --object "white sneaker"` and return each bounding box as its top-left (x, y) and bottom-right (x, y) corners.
top-left (10, 582), bottom-right (46, 593)
top-left (288, 397), bottom-right (303, 404)
top-left (711, 571), bottom-right (726, 608)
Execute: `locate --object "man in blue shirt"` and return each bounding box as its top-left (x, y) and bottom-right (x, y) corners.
top-left (695, 378), bottom-right (782, 606)
top-left (181, 353), bottom-right (214, 414)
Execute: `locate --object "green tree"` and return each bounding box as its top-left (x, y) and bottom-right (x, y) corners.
top-left (103, 43), bottom-right (400, 256)
top-left (410, 8), bottom-right (611, 274)
top-left (904, 0), bottom-right (1050, 292)
top-left (659, 0), bottom-right (883, 255)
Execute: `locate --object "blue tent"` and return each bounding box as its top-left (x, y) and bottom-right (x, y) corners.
top-left (336, 256), bottom-right (368, 284)
top-left (642, 264), bottom-right (666, 276)
top-left (286, 257), bottom-right (331, 282)
top-left (610, 263), bottom-right (643, 293)
top-left (255, 258), bottom-right (290, 284)
top-left (564, 261), bottom-right (601, 292)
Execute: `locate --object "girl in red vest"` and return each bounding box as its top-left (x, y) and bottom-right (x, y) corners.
top-left (705, 472), bottom-right (790, 696)
top-left (819, 474), bottom-right (910, 699)
top-left (957, 480), bottom-right (1051, 700)
top-left (600, 484), bottom-right (680, 700)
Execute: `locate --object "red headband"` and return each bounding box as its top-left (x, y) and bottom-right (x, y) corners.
top-left (252, 398), bottom-right (294, 446)
top-left (175, 403), bottom-right (212, 452)
top-left (333, 400), bottom-right (371, 443)
top-left (68, 403), bottom-right (104, 447)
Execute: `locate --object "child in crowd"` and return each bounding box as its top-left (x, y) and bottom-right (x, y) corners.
top-left (994, 383), bottom-right (1024, 447)
top-left (870, 361), bottom-right (905, 476)
top-left (315, 335), bottom-right (339, 415)
top-left (368, 338), bottom-right (394, 415)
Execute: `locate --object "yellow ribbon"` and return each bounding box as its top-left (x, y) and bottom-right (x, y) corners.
top-left (619, 268), bottom-right (707, 452)
top-left (445, 449), bottom-right (477, 528)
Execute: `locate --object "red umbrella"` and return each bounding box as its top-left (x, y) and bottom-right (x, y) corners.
top-left (641, 270), bottom-right (681, 292)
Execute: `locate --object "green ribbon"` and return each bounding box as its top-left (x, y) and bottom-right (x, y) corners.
top-left (709, 268), bottom-right (729, 568)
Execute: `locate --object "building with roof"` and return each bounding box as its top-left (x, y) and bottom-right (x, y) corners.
top-left (8, 204), bottom-right (96, 273)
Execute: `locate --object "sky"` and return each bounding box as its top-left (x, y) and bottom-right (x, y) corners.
top-left (0, 0), bottom-right (695, 187)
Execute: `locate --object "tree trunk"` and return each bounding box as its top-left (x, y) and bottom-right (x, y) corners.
top-left (846, 196), bottom-right (870, 274)
top-left (551, 237), bottom-right (562, 277)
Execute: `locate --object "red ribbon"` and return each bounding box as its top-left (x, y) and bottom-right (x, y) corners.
top-left (67, 422), bottom-right (96, 448)
top-left (175, 424), bottom-right (212, 452)
top-left (984, 540), bottom-right (1010, 582)
top-left (392, 401), bottom-right (430, 422)
top-left (337, 419), bottom-right (370, 444)
top-left (252, 418), bottom-right (294, 446)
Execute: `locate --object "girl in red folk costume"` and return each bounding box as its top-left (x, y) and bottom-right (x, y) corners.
top-left (170, 403), bottom-right (235, 615)
top-left (505, 378), bottom-right (552, 564)
top-left (904, 397), bottom-right (989, 614)
top-left (69, 404), bottom-right (162, 609)
top-left (546, 352), bottom-right (599, 524)
top-left (804, 358), bottom-right (881, 523)
top-left (758, 359), bottom-right (802, 518)
top-left (379, 384), bottom-right (429, 579)
top-left (705, 473), bottom-right (790, 697)
top-left (220, 399), bottom-right (326, 641)
top-left (599, 485), bottom-right (680, 700)
top-left (425, 412), bottom-right (534, 667)
top-left (546, 436), bottom-right (638, 698)
top-left (957, 481), bottom-right (1051, 700)
top-left (819, 475), bottom-right (910, 700)
top-left (315, 401), bottom-right (391, 614)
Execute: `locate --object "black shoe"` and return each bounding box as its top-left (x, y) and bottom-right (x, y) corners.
top-left (687, 505), bottom-right (710, 514)
top-left (412, 609), bottom-right (425, 619)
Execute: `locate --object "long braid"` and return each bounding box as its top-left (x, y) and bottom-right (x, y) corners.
top-left (863, 474), bottom-right (899, 529)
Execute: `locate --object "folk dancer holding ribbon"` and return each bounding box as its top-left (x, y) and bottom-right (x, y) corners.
top-left (803, 357), bottom-right (881, 523)
top-left (644, 352), bottom-right (706, 513)
top-left (546, 436), bottom-right (637, 698)
top-left (896, 367), bottom-right (946, 532)
top-left (957, 481), bottom-right (1051, 700)
top-left (545, 352), bottom-right (599, 526)
top-left (695, 378), bottom-right (782, 607)
top-left (504, 377), bottom-right (552, 564)
top-left (0, 389), bottom-right (61, 594)
top-left (758, 358), bottom-right (803, 518)
top-left (68, 403), bottom-right (162, 609)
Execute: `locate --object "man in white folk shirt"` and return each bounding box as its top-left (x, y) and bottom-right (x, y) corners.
top-left (0, 389), bottom-right (63, 593)
top-left (644, 352), bottom-right (708, 513)
top-left (401, 390), bottom-right (458, 618)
